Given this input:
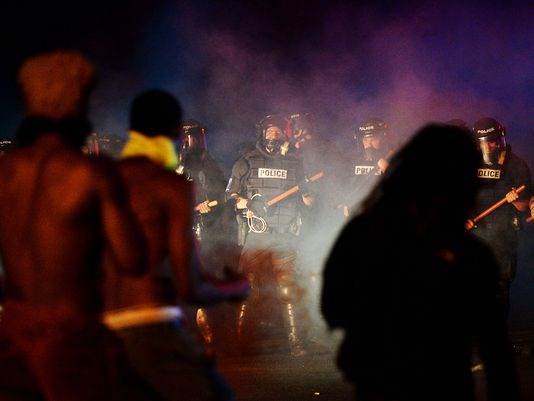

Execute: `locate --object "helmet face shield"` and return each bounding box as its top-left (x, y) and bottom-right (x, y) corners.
top-left (256, 115), bottom-right (289, 154)
top-left (473, 117), bottom-right (506, 165)
top-left (182, 128), bottom-right (203, 150)
top-left (289, 113), bottom-right (314, 139)
top-left (356, 118), bottom-right (390, 161)
top-left (477, 135), bottom-right (505, 165)
top-left (180, 122), bottom-right (206, 157)
top-left (262, 126), bottom-right (285, 153)
top-left (362, 135), bottom-right (385, 160)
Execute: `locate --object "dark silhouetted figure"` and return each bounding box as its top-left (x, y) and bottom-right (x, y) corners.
top-left (322, 124), bottom-right (519, 401)
top-left (0, 51), bottom-right (160, 401)
top-left (103, 89), bottom-right (249, 401)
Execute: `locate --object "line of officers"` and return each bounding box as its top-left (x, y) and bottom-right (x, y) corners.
top-left (89, 114), bottom-right (532, 357)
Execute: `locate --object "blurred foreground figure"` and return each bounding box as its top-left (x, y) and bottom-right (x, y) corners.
top-left (103, 89), bottom-right (249, 401)
top-left (0, 51), bottom-right (159, 400)
top-left (322, 124), bottom-right (519, 401)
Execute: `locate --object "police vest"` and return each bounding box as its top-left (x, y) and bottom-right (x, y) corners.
top-left (244, 151), bottom-right (301, 231)
top-left (474, 157), bottom-right (522, 237)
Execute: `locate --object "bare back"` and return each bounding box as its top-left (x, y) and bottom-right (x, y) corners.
top-left (0, 134), bottom-right (144, 314)
top-left (104, 157), bottom-right (196, 309)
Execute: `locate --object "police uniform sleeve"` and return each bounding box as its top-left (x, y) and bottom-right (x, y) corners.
top-left (226, 157), bottom-right (249, 196)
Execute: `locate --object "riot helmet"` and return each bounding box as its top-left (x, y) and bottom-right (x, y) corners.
top-left (354, 118), bottom-right (390, 161)
top-left (256, 114), bottom-right (289, 154)
top-left (181, 119), bottom-right (207, 157)
top-left (289, 112), bottom-right (314, 149)
top-left (473, 117), bottom-right (506, 165)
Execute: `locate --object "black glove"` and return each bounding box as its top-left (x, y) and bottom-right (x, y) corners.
top-left (247, 197), bottom-right (268, 217)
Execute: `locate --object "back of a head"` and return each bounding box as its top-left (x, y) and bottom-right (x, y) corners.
top-left (18, 50), bottom-right (95, 120)
top-left (366, 124), bottom-right (481, 221)
top-left (129, 89), bottom-right (183, 138)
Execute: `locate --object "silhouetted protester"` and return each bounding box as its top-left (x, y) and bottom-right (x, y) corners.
top-left (0, 51), bottom-right (160, 401)
top-left (465, 117), bottom-right (532, 319)
top-left (103, 89), bottom-right (250, 401)
top-left (322, 124), bottom-right (519, 401)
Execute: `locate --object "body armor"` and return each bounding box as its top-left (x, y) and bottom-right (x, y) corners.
top-left (243, 146), bottom-right (301, 232)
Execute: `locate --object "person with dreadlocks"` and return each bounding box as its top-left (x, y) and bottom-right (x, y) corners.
top-left (0, 50), bottom-right (160, 401)
top-left (322, 123), bottom-right (519, 401)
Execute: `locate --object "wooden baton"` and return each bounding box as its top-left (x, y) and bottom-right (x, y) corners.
top-left (470, 184), bottom-right (526, 226)
top-left (266, 171), bottom-right (324, 207)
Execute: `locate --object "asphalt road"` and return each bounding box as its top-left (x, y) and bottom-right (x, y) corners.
top-left (213, 321), bottom-right (534, 401)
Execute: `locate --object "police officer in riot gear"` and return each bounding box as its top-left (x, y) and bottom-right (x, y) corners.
top-left (226, 114), bottom-right (313, 356)
top-left (177, 119), bottom-right (243, 355)
top-left (177, 118), bottom-right (239, 274)
top-left (345, 117), bottom-right (395, 212)
top-left (288, 112), bottom-right (347, 351)
top-left (466, 117), bottom-right (532, 318)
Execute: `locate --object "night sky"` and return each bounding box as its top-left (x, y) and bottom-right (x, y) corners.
top-left (1, 0), bottom-right (533, 315)
top-left (1, 1), bottom-right (533, 168)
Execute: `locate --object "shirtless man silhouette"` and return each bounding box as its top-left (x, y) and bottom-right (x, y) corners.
top-left (0, 51), bottom-right (160, 401)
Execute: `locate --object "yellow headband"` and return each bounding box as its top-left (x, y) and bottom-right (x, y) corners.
top-left (121, 130), bottom-right (179, 170)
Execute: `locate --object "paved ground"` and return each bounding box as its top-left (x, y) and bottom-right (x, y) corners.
top-left (217, 342), bottom-right (354, 401)
top-left (212, 320), bottom-right (534, 401)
